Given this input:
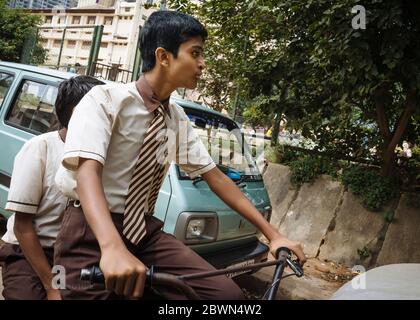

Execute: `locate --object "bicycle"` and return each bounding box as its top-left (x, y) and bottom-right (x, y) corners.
top-left (80, 247), bottom-right (304, 300)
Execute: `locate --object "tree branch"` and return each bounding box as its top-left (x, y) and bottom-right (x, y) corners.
top-left (374, 86), bottom-right (391, 142)
top-left (387, 90), bottom-right (417, 153)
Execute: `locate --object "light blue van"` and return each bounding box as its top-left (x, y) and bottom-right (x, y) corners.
top-left (0, 62), bottom-right (271, 272)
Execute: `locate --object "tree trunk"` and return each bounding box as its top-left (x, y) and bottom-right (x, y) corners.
top-left (378, 90), bottom-right (417, 177)
top-left (271, 113), bottom-right (281, 146)
top-left (380, 148), bottom-right (397, 177)
top-left (271, 90), bottom-right (286, 147)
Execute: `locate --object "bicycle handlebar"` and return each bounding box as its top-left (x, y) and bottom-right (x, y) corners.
top-left (80, 247), bottom-right (304, 300)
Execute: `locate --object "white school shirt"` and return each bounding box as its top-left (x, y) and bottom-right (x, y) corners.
top-left (56, 82), bottom-right (215, 214)
top-left (3, 131), bottom-right (67, 248)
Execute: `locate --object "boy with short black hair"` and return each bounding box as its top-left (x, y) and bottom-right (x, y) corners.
top-left (55, 11), bottom-right (305, 300)
top-left (0, 76), bottom-right (104, 300)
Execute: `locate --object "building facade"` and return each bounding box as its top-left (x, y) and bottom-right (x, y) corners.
top-left (9, 0), bottom-right (77, 9)
top-left (30, 0), bottom-right (156, 76)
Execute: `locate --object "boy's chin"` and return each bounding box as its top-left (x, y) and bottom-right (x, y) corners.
top-left (184, 83), bottom-right (197, 90)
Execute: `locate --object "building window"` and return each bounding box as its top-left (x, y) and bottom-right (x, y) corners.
top-left (82, 41), bottom-right (92, 50)
top-left (57, 16), bottom-right (66, 24)
top-left (125, 7), bottom-right (131, 12)
top-left (87, 16), bottom-right (96, 25)
top-left (100, 42), bottom-right (108, 48)
top-left (72, 16), bottom-right (81, 24)
top-left (67, 40), bottom-right (76, 49)
top-left (45, 16), bottom-right (52, 24)
top-left (104, 17), bottom-right (113, 25)
top-left (53, 40), bottom-right (61, 48)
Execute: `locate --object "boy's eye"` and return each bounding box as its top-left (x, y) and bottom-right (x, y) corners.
top-left (192, 51), bottom-right (202, 58)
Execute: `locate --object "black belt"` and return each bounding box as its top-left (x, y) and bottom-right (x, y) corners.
top-left (67, 199), bottom-right (81, 208)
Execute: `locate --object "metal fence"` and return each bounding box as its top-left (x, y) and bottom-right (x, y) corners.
top-left (92, 62), bottom-right (133, 83)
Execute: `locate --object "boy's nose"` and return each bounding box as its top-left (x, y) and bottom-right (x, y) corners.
top-left (199, 58), bottom-right (206, 70)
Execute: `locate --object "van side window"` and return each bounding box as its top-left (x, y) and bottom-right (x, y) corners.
top-left (6, 80), bottom-right (59, 134)
top-left (0, 73), bottom-right (14, 110)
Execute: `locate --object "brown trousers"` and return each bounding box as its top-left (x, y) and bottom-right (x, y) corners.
top-left (53, 203), bottom-right (244, 300)
top-left (0, 243), bottom-right (54, 300)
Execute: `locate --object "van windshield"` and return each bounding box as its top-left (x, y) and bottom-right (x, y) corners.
top-left (178, 110), bottom-right (262, 181)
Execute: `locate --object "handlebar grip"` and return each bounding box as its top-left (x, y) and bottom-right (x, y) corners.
top-left (275, 247), bottom-right (291, 259)
top-left (80, 266), bottom-right (105, 283)
top-left (80, 266), bottom-right (152, 285)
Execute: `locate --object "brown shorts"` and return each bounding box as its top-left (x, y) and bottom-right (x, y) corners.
top-left (53, 203), bottom-right (244, 300)
top-left (0, 243), bottom-right (54, 300)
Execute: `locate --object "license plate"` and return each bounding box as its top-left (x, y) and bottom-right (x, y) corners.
top-left (225, 259), bottom-right (255, 278)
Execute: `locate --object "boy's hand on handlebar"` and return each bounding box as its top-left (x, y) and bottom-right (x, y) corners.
top-left (46, 288), bottom-right (62, 300)
top-left (269, 235), bottom-right (307, 266)
top-left (100, 245), bottom-right (147, 299)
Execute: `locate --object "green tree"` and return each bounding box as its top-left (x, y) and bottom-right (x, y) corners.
top-left (169, 0), bottom-right (420, 177)
top-left (277, 0), bottom-right (420, 177)
top-left (0, 0), bottom-right (47, 64)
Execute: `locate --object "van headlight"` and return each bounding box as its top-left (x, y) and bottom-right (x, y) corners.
top-left (175, 212), bottom-right (218, 244)
top-left (186, 219), bottom-right (206, 238)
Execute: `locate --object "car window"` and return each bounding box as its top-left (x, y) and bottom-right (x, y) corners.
top-left (190, 116), bottom-right (260, 175)
top-left (177, 110), bottom-right (262, 180)
top-left (6, 80), bottom-right (59, 134)
top-left (0, 72), bottom-right (14, 110)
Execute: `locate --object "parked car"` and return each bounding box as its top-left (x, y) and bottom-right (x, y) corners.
top-left (0, 62), bottom-right (271, 273)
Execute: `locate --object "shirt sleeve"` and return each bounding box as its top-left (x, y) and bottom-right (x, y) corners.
top-left (5, 138), bottom-right (46, 214)
top-left (62, 86), bottom-right (113, 171)
top-left (175, 108), bottom-right (216, 179)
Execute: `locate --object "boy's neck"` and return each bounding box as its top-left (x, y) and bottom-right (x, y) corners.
top-left (141, 71), bottom-right (174, 102)
top-left (58, 128), bottom-right (67, 143)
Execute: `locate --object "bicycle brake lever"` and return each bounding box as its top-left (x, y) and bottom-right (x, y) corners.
top-left (286, 258), bottom-right (304, 277)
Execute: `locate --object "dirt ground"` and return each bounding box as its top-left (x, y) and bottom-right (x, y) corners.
top-left (235, 257), bottom-right (357, 300)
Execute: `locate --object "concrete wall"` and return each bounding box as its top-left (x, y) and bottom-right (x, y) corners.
top-left (376, 194), bottom-right (420, 265)
top-left (278, 175), bottom-right (343, 257)
top-left (264, 163), bottom-right (420, 268)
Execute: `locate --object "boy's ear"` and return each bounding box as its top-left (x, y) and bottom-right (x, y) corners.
top-left (155, 47), bottom-right (170, 67)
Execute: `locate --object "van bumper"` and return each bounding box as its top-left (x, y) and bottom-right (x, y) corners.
top-left (199, 240), bottom-right (269, 272)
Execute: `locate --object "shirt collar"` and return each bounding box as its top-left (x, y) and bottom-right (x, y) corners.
top-left (135, 76), bottom-right (170, 116)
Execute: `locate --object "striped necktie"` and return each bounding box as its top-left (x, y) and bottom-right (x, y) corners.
top-left (123, 104), bottom-right (167, 245)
